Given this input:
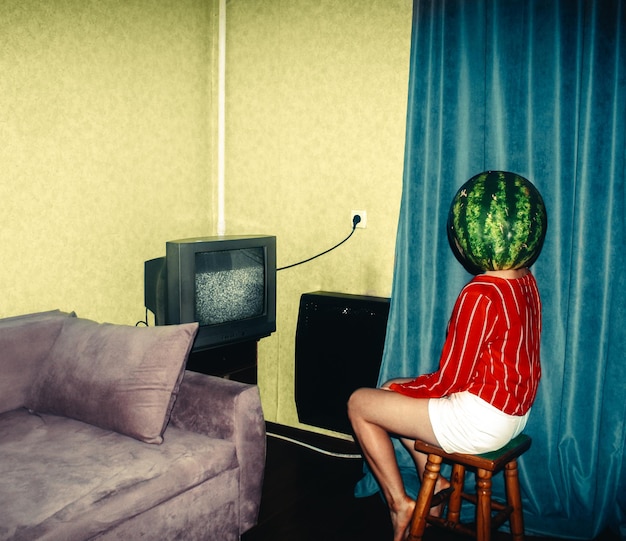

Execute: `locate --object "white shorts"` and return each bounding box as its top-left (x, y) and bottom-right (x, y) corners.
top-left (428, 391), bottom-right (529, 454)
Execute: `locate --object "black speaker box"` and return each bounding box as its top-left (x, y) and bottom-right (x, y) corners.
top-left (295, 291), bottom-right (390, 435)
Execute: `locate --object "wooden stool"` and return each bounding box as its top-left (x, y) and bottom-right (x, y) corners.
top-left (407, 434), bottom-right (531, 541)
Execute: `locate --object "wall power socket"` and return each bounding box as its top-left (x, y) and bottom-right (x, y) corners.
top-left (351, 210), bottom-right (367, 229)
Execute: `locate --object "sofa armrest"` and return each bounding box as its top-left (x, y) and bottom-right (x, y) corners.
top-left (169, 370), bottom-right (265, 534)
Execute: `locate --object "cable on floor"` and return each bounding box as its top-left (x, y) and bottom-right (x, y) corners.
top-left (266, 431), bottom-right (363, 459)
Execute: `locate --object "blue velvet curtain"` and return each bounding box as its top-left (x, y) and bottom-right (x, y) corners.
top-left (356, 1), bottom-right (626, 538)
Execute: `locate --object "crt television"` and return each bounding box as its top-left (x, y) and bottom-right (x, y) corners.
top-left (145, 235), bottom-right (276, 351)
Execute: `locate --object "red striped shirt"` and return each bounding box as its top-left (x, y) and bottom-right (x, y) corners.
top-left (390, 272), bottom-right (542, 416)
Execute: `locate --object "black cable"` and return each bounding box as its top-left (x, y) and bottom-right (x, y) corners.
top-left (277, 214), bottom-right (361, 272)
top-left (135, 308), bottom-right (149, 327)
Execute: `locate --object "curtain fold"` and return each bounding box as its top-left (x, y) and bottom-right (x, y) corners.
top-left (356, 1), bottom-right (626, 538)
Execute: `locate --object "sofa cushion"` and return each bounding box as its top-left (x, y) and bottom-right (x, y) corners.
top-left (26, 317), bottom-right (198, 443)
top-left (0, 310), bottom-right (73, 415)
top-left (0, 409), bottom-right (238, 541)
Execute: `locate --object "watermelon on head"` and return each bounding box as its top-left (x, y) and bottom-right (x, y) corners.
top-left (447, 170), bottom-right (547, 274)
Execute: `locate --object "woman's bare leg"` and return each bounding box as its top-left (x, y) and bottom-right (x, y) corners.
top-left (398, 437), bottom-right (450, 517)
top-left (347, 386), bottom-right (440, 541)
top-left (379, 380), bottom-right (450, 516)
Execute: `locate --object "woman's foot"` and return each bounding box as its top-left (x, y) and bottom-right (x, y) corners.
top-left (390, 494), bottom-right (416, 541)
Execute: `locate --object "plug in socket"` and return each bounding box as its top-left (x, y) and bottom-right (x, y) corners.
top-left (351, 210), bottom-right (367, 229)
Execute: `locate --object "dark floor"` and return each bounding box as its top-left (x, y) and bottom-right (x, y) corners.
top-left (242, 423), bottom-right (620, 541)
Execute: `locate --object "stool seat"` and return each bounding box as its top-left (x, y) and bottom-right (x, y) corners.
top-left (408, 434), bottom-right (531, 541)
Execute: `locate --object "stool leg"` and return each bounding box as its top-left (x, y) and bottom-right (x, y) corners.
top-left (446, 463), bottom-right (465, 525)
top-left (408, 453), bottom-right (443, 541)
top-left (476, 468), bottom-right (493, 541)
top-left (505, 459), bottom-right (525, 541)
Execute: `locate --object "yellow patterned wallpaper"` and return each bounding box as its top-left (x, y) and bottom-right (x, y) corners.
top-left (1, 0), bottom-right (412, 438)
top-left (0, 0), bottom-right (218, 324)
top-left (224, 0), bottom-right (413, 434)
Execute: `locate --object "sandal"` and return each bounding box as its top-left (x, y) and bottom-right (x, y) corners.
top-left (430, 486), bottom-right (454, 508)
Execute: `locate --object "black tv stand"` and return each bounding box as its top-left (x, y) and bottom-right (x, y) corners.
top-left (185, 340), bottom-right (257, 384)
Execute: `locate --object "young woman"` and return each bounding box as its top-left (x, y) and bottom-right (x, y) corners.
top-left (348, 172), bottom-right (546, 541)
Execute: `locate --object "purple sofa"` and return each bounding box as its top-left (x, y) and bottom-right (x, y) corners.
top-left (0, 310), bottom-right (265, 541)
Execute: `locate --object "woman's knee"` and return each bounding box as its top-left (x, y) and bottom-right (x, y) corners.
top-left (348, 387), bottom-right (381, 422)
top-left (347, 387), bottom-right (366, 418)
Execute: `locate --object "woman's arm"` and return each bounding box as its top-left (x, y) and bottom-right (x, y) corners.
top-left (389, 286), bottom-right (494, 399)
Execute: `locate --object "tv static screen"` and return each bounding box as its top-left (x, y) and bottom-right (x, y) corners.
top-left (194, 248), bottom-right (265, 326)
